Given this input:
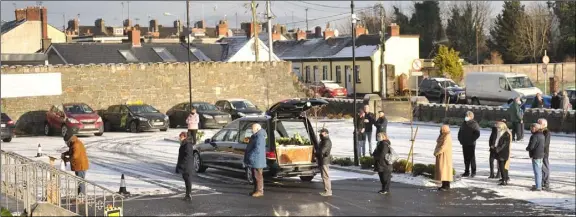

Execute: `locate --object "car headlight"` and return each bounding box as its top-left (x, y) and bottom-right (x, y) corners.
top-left (238, 112), bottom-right (246, 117)
top-left (164, 115), bottom-right (169, 120)
top-left (67, 118), bottom-right (79, 124)
top-left (96, 117), bottom-right (102, 123)
top-left (137, 117), bottom-right (148, 121)
top-left (203, 114), bottom-right (212, 119)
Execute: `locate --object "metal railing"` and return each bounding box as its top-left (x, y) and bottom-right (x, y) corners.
top-left (1, 150), bottom-right (124, 216)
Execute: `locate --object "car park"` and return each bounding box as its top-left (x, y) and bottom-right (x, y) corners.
top-left (166, 101), bottom-right (232, 129)
top-left (215, 99), bottom-right (264, 120)
top-left (193, 98), bottom-right (329, 184)
top-left (1, 113), bottom-right (15, 142)
top-left (418, 77), bottom-right (466, 103)
top-left (100, 101), bottom-right (168, 133)
top-left (44, 103), bottom-right (104, 137)
top-left (308, 80), bottom-right (348, 98)
top-left (465, 72), bottom-right (542, 106)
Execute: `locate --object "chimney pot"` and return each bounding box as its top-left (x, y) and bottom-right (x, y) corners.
top-left (295, 29), bottom-right (307, 41)
top-left (314, 26), bottom-right (322, 38)
top-left (241, 22), bottom-right (261, 39)
top-left (387, 23), bottom-right (400, 36)
top-left (127, 29), bottom-right (141, 47)
top-left (323, 28), bottom-right (335, 40)
top-left (150, 19), bottom-right (159, 32)
top-left (217, 20), bottom-right (229, 38)
top-left (123, 19), bottom-right (132, 28)
top-left (355, 24), bottom-right (367, 38)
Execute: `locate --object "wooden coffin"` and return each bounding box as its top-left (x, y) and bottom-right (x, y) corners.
top-left (276, 145), bottom-right (313, 165)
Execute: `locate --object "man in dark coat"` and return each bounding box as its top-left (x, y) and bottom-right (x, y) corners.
top-left (508, 97), bottom-right (524, 142)
top-left (531, 93), bottom-right (545, 109)
top-left (244, 123), bottom-right (267, 197)
top-left (551, 91), bottom-right (561, 109)
top-left (317, 128), bottom-right (332, 196)
top-left (488, 121), bottom-right (501, 179)
top-left (363, 105), bottom-right (376, 155)
top-left (355, 110), bottom-right (367, 157)
top-left (538, 118), bottom-right (551, 191)
top-left (526, 123), bottom-right (545, 191)
top-left (458, 111), bottom-right (481, 177)
top-left (374, 111), bottom-right (388, 135)
top-left (176, 132), bottom-right (194, 201)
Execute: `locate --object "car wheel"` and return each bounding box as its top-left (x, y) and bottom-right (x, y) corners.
top-left (169, 116), bottom-right (177, 128)
top-left (245, 167), bottom-right (255, 185)
top-left (299, 175), bottom-right (315, 182)
top-left (61, 125), bottom-right (68, 137)
top-left (471, 98), bottom-right (480, 105)
top-left (94, 132), bottom-right (103, 136)
top-left (193, 152), bottom-right (207, 173)
top-left (104, 121), bottom-right (112, 132)
top-left (44, 123), bottom-right (53, 136)
top-left (2, 138), bottom-right (12, 142)
top-left (130, 121), bottom-right (140, 133)
top-left (160, 128), bottom-right (168, 132)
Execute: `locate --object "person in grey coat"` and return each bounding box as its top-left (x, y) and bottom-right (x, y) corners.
top-left (244, 123), bottom-right (267, 197)
top-left (526, 123), bottom-right (545, 191)
top-left (176, 132), bottom-right (194, 201)
top-left (317, 128), bottom-right (332, 196)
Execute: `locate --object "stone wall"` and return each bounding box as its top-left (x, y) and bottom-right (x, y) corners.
top-left (1, 62), bottom-right (303, 134)
top-left (414, 103), bottom-right (576, 133)
top-left (463, 62), bottom-right (576, 83)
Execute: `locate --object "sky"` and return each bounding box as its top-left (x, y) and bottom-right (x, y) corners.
top-left (1, 1), bottom-right (506, 31)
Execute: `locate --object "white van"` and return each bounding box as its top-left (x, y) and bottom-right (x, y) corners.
top-left (465, 72), bottom-right (542, 106)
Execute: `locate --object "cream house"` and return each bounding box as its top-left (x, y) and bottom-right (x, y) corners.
top-left (1, 6), bottom-right (66, 54)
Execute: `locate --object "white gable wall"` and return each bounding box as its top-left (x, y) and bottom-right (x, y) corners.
top-left (1, 21), bottom-right (66, 54)
top-left (383, 36), bottom-right (420, 89)
top-left (227, 37), bottom-right (281, 62)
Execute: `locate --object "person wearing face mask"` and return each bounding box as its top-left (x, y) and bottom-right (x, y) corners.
top-left (61, 132), bottom-right (89, 196)
top-left (317, 128), bottom-right (332, 196)
top-left (244, 123), bottom-right (267, 197)
top-left (434, 125), bottom-right (453, 191)
top-left (508, 97), bottom-right (524, 142)
top-left (494, 121), bottom-right (512, 185)
top-left (457, 111), bottom-right (480, 178)
top-left (186, 107), bottom-right (200, 144)
top-left (531, 93), bottom-right (545, 109)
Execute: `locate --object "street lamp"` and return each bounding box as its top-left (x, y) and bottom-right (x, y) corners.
top-left (351, 0), bottom-right (359, 166)
top-left (163, 12), bottom-right (180, 36)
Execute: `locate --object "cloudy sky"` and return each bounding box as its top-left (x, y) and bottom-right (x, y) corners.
top-left (1, 1), bottom-right (506, 31)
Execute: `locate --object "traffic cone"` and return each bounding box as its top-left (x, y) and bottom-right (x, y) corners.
top-left (36, 144), bottom-right (42, 157)
top-left (118, 174), bottom-right (130, 195)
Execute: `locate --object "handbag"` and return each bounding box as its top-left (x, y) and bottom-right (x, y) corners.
top-left (384, 145), bottom-right (399, 165)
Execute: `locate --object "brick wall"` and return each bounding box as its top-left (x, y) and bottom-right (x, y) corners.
top-left (463, 62), bottom-right (576, 83)
top-left (1, 62), bottom-right (303, 134)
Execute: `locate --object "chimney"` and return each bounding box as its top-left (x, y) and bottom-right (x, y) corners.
top-left (15, 9), bottom-right (26, 21)
top-left (388, 23), bottom-right (400, 37)
top-left (123, 19), bottom-right (132, 28)
top-left (217, 20), bottom-right (229, 38)
top-left (149, 19), bottom-right (159, 32)
top-left (355, 24), bottom-right (367, 38)
top-left (95, 18), bottom-right (106, 34)
top-left (42, 38), bottom-right (52, 52)
top-left (323, 28), bottom-right (335, 40)
top-left (127, 29), bottom-right (141, 47)
top-left (195, 20), bottom-right (205, 29)
top-left (241, 22), bottom-right (261, 38)
top-left (25, 6), bottom-right (41, 21)
top-left (40, 7), bottom-right (48, 40)
top-left (295, 29), bottom-right (307, 41)
top-left (67, 18), bottom-right (79, 35)
top-left (280, 25), bottom-right (287, 35)
top-left (314, 26), bottom-right (322, 38)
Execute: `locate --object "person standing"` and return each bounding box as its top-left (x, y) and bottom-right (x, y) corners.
top-left (176, 132), bottom-right (194, 201)
top-left (317, 128), bottom-right (332, 197)
top-left (458, 111), bottom-right (480, 178)
top-left (538, 118), bottom-right (551, 191)
top-left (186, 107), bottom-right (200, 144)
top-left (508, 97), bottom-right (524, 142)
top-left (61, 132), bottom-right (89, 196)
top-left (373, 132), bottom-right (393, 195)
top-left (374, 111), bottom-right (388, 136)
top-left (551, 91), bottom-right (561, 109)
top-left (526, 123), bottom-right (545, 191)
top-left (488, 121), bottom-right (501, 179)
top-left (355, 110), bottom-right (367, 157)
top-left (244, 123), bottom-right (267, 197)
top-left (363, 105), bottom-right (376, 155)
top-left (494, 122), bottom-right (512, 185)
top-left (434, 125), bottom-right (453, 191)
top-left (531, 93), bottom-right (545, 109)
top-left (561, 91), bottom-right (571, 110)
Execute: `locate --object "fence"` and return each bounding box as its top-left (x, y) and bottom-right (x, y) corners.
top-left (1, 150), bottom-right (123, 216)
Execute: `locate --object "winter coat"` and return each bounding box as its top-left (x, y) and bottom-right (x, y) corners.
top-left (507, 102), bottom-right (523, 123)
top-left (562, 96), bottom-right (571, 110)
top-left (186, 113), bottom-right (200, 130)
top-left (488, 127), bottom-right (498, 153)
top-left (62, 136), bottom-right (89, 171)
top-left (551, 95), bottom-right (561, 109)
top-left (355, 114), bottom-right (365, 133)
top-left (531, 98), bottom-right (545, 109)
top-left (244, 129), bottom-right (267, 169)
top-left (526, 131), bottom-right (545, 159)
top-left (373, 140), bottom-right (393, 173)
top-left (495, 131), bottom-right (512, 162)
top-left (364, 112), bottom-right (375, 132)
top-left (176, 138), bottom-right (195, 174)
top-left (434, 132), bottom-right (453, 182)
top-left (316, 135), bottom-right (332, 166)
top-left (458, 120), bottom-right (480, 146)
top-left (542, 128), bottom-right (551, 157)
top-left (374, 116), bottom-right (388, 134)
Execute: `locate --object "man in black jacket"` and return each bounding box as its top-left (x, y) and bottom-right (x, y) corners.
top-left (538, 118), bottom-right (551, 191)
top-left (551, 91), bottom-right (561, 109)
top-left (356, 110), bottom-right (367, 157)
top-left (176, 132), bottom-right (195, 201)
top-left (363, 105), bottom-right (376, 155)
top-left (317, 128), bottom-right (332, 197)
top-left (488, 121), bottom-right (502, 179)
top-left (374, 111), bottom-right (388, 135)
top-left (458, 111), bottom-right (481, 177)
top-left (526, 123), bottom-right (545, 191)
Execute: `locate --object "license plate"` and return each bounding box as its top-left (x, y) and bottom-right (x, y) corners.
top-left (0, 124), bottom-right (5, 127)
top-left (153, 122), bottom-right (164, 126)
top-left (218, 121), bottom-right (227, 124)
top-left (83, 124), bottom-right (95, 129)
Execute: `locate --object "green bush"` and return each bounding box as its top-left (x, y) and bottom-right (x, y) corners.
top-left (442, 117), bottom-right (462, 126)
top-left (392, 159), bottom-right (412, 173)
top-left (412, 163), bottom-right (432, 178)
top-left (1, 207), bottom-right (12, 217)
top-left (331, 157), bottom-right (353, 166)
top-left (359, 156), bottom-right (374, 169)
top-left (196, 131), bottom-right (205, 142)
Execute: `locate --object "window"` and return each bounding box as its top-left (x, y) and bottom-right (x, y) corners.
top-left (190, 47), bottom-right (211, 61)
top-left (322, 66), bottom-right (328, 80)
top-left (293, 67), bottom-right (302, 81)
top-left (224, 130), bottom-right (239, 142)
top-left (212, 130), bottom-right (227, 142)
top-left (499, 77), bottom-right (508, 90)
top-left (305, 66), bottom-right (311, 83)
top-left (108, 105), bottom-right (120, 113)
top-left (239, 121), bottom-right (268, 144)
top-left (120, 106), bottom-right (128, 114)
top-left (313, 66), bottom-right (319, 82)
top-left (118, 50), bottom-right (138, 62)
top-left (63, 104), bottom-right (94, 114)
top-left (354, 65), bottom-right (361, 83)
top-left (192, 103), bottom-right (218, 111)
top-left (153, 47), bottom-right (177, 62)
top-left (335, 66), bottom-right (342, 83)
top-left (231, 100), bottom-right (256, 109)
top-left (345, 65), bottom-right (351, 82)
top-left (507, 76), bottom-right (534, 89)
top-left (128, 105), bottom-right (160, 113)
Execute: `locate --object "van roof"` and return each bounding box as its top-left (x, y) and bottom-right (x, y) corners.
top-left (467, 72), bottom-right (529, 77)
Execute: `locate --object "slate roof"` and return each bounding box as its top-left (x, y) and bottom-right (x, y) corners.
top-left (1, 19), bottom-right (26, 34)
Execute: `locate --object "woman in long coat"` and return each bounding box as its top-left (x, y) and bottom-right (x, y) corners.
top-left (495, 122), bottom-right (512, 185)
top-left (434, 125), bottom-right (453, 191)
top-left (373, 132), bottom-right (393, 195)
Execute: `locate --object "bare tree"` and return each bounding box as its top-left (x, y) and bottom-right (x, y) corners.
top-left (517, 2), bottom-right (552, 63)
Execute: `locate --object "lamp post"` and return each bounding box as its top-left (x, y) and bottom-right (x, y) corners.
top-left (351, 0), bottom-right (359, 166)
top-left (185, 0), bottom-right (192, 108)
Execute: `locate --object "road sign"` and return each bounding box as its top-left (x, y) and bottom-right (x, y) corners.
top-left (542, 55), bottom-right (550, 64)
top-left (412, 59), bottom-right (422, 71)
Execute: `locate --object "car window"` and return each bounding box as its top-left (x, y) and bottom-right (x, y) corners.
top-left (128, 104), bottom-right (159, 113)
top-left (224, 130), bottom-right (239, 142)
top-left (120, 106), bottom-right (128, 113)
top-left (64, 104), bottom-right (94, 114)
top-left (273, 120), bottom-right (313, 146)
top-left (507, 76), bottom-right (534, 89)
top-left (56, 105), bottom-right (63, 113)
top-left (49, 106), bottom-right (56, 112)
top-left (231, 100), bottom-right (256, 109)
top-left (192, 103), bottom-right (218, 111)
top-left (499, 77), bottom-right (508, 90)
top-left (239, 121), bottom-right (268, 144)
top-left (212, 130), bottom-right (227, 142)
top-left (1, 113), bottom-right (11, 122)
top-left (223, 102), bottom-right (231, 110)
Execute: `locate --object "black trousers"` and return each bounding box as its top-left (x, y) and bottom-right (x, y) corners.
top-left (378, 171), bottom-right (391, 192)
top-left (497, 160), bottom-right (508, 181)
top-left (512, 122), bottom-right (524, 141)
top-left (462, 145), bottom-right (476, 174)
top-left (182, 173), bottom-right (192, 196)
top-left (187, 129), bottom-right (197, 144)
top-left (542, 154), bottom-right (550, 187)
top-left (489, 151), bottom-right (499, 176)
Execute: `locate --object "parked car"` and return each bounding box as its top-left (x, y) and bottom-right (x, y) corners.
top-left (166, 101), bottom-right (232, 129)
top-left (193, 98), bottom-right (329, 184)
top-left (1, 113), bottom-right (15, 142)
top-left (418, 77), bottom-right (466, 103)
top-left (500, 95), bottom-right (552, 109)
top-left (564, 87), bottom-right (575, 110)
top-left (215, 99), bottom-right (264, 120)
top-left (308, 80), bottom-right (348, 98)
top-left (100, 102), bottom-right (168, 133)
top-left (45, 103), bottom-right (104, 137)
top-left (465, 72), bottom-right (542, 106)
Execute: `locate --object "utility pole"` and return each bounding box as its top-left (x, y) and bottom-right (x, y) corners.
top-left (305, 8), bottom-right (309, 31)
top-left (127, 1), bottom-right (130, 23)
top-left (121, 2), bottom-right (124, 25)
top-left (351, 0), bottom-right (359, 166)
top-left (251, 0), bottom-right (259, 62)
top-left (292, 11), bottom-right (295, 30)
top-left (379, 3), bottom-right (386, 103)
top-left (186, 0), bottom-right (193, 106)
top-left (475, 21), bottom-right (479, 65)
top-left (62, 13), bottom-right (66, 32)
top-left (235, 12), bottom-right (238, 29)
top-left (265, 0), bottom-right (273, 109)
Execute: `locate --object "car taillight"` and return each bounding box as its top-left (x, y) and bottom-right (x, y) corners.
top-left (266, 151), bottom-right (276, 159)
top-left (7, 120), bottom-right (14, 125)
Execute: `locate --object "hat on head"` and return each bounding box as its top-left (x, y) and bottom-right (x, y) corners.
top-left (319, 128), bottom-right (329, 134)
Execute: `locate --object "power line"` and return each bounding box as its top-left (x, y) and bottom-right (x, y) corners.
top-left (282, 1), bottom-right (344, 13)
top-left (279, 7), bottom-right (370, 26)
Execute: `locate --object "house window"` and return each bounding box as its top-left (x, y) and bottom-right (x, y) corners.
top-left (345, 65), bottom-right (351, 83)
top-left (293, 67), bottom-right (302, 81)
top-left (305, 66), bottom-right (310, 83)
top-left (118, 50), bottom-right (138, 62)
top-left (355, 65), bottom-right (361, 83)
top-left (322, 66), bottom-right (328, 80)
top-left (190, 47), bottom-right (211, 61)
top-left (313, 66), bottom-right (319, 81)
top-left (153, 47), bottom-right (177, 62)
top-left (335, 66), bottom-right (342, 83)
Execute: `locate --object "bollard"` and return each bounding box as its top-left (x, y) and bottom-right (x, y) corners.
top-left (118, 174), bottom-right (130, 195)
top-left (36, 144), bottom-right (42, 157)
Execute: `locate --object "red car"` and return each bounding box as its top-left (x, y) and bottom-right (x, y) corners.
top-left (44, 103), bottom-right (104, 137)
top-left (309, 80), bottom-right (348, 98)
